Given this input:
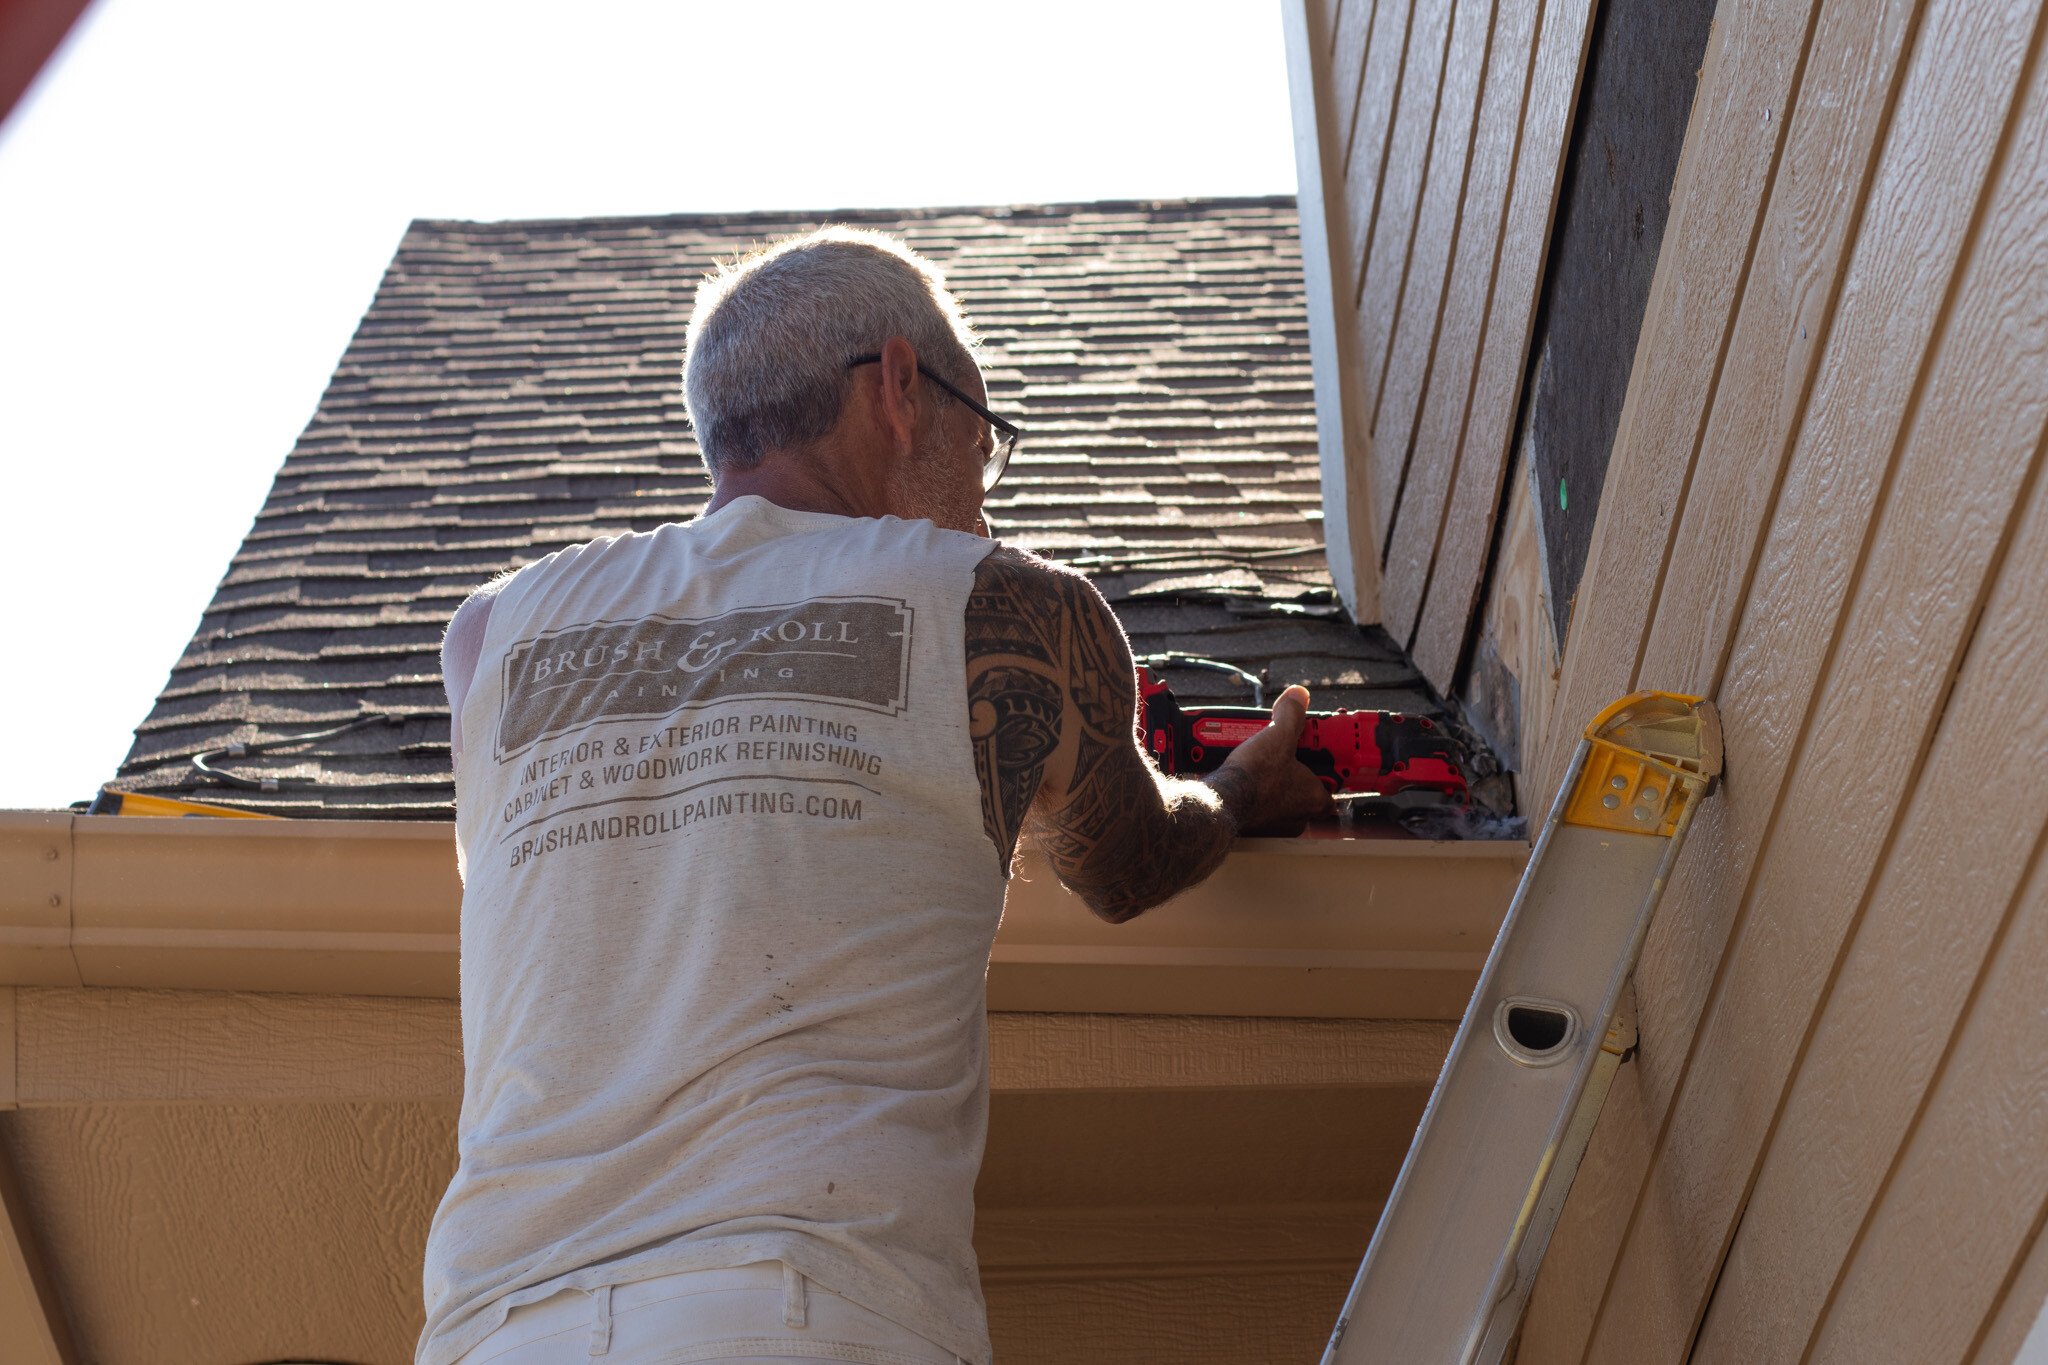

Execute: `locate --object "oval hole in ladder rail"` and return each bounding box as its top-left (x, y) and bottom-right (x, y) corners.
top-left (1509, 1006), bottom-right (1570, 1051)
top-left (1494, 998), bottom-right (1579, 1067)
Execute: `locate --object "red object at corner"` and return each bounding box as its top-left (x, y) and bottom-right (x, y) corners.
top-left (1137, 667), bottom-right (1471, 813)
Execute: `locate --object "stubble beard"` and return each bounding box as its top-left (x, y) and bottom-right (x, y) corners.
top-left (892, 422), bottom-right (977, 533)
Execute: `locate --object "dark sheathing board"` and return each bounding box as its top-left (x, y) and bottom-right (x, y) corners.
top-left (105, 198), bottom-right (1454, 818)
top-left (1515, 0), bottom-right (1718, 649)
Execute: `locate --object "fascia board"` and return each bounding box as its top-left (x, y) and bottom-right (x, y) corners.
top-left (0, 814), bottom-right (1526, 1019)
top-left (1280, 0), bottom-right (1384, 623)
top-left (997, 840), bottom-right (1523, 1017)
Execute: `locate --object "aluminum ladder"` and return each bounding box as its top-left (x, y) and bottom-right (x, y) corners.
top-left (1323, 691), bottom-right (1723, 1365)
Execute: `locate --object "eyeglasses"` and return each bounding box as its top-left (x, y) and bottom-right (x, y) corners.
top-left (846, 353), bottom-right (1021, 492)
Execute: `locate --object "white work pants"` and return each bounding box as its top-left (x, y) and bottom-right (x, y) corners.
top-left (453, 1261), bottom-right (968, 1365)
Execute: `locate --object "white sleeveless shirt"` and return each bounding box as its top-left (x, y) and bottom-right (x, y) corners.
top-left (419, 496), bottom-right (1004, 1365)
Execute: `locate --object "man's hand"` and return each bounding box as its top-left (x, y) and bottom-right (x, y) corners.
top-left (1204, 685), bottom-right (1337, 837)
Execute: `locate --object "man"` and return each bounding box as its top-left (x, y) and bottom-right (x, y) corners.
top-left (420, 227), bottom-right (1332, 1365)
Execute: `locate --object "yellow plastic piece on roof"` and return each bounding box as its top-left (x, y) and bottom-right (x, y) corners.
top-left (1562, 691), bottom-right (1723, 838)
top-left (93, 787), bottom-right (279, 819)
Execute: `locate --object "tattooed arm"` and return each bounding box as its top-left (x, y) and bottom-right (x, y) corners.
top-left (966, 546), bottom-right (1332, 923)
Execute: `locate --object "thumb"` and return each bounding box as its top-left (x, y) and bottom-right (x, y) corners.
top-left (1268, 684), bottom-right (1311, 742)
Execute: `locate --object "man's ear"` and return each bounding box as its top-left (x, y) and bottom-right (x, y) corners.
top-left (872, 335), bottom-right (923, 455)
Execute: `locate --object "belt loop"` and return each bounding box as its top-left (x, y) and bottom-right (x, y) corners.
top-left (587, 1283), bottom-right (613, 1357)
top-left (782, 1262), bottom-right (808, 1329)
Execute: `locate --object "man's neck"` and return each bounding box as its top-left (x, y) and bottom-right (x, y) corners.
top-left (699, 445), bottom-right (984, 536)
top-left (701, 457), bottom-right (873, 521)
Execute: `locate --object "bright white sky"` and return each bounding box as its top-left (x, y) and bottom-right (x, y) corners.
top-left (0, 0), bottom-right (1300, 811)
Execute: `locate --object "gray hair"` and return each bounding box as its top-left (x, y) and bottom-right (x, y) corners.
top-left (682, 226), bottom-right (981, 477)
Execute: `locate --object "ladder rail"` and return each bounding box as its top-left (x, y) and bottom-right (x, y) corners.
top-left (1324, 692), bottom-right (1722, 1365)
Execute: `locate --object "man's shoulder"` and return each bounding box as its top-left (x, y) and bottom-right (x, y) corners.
top-left (969, 544), bottom-right (1104, 613)
top-left (445, 567), bottom-right (518, 637)
top-left (444, 537), bottom-right (600, 635)
top-left (966, 544), bottom-right (1127, 668)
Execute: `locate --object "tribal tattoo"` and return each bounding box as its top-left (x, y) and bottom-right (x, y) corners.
top-left (965, 547), bottom-right (1244, 919)
top-left (966, 550), bottom-right (1072, 871)
top-left (966, 663), bottom-right (1062, 868)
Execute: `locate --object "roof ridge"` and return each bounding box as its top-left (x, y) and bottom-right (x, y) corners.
top-left (405, 194), bottom-right (1299, 236)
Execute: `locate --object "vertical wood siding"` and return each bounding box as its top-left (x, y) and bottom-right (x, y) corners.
top-left (1296, 0), bottom-right (1595, 669)
top-left (1404, 0), bottom-right (1591, 683)
top-left (1517, 0), bottom-right (2048, 1360)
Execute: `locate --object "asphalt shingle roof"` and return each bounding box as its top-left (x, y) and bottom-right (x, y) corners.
top-left (107, 196), bottom-right (1444, 817)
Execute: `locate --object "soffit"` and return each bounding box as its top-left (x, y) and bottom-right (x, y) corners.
top-left (0, 985), bottom-right (1451, 1364)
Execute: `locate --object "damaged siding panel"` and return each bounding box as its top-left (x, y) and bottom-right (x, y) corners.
top-left (1459, 448), bottom-right (1557, 783)
top-left (1518, 0), bottom-right (2048, 1360)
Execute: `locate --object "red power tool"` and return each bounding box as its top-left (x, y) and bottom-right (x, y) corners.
top-left (1137, 660), bottom-right (1472, 817)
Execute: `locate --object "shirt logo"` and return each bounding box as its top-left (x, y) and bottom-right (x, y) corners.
top-left (496, 596), bottom-right (913, 759)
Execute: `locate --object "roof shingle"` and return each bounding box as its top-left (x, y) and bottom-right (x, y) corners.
top-left (109, 196), bottom-right (1448, 817)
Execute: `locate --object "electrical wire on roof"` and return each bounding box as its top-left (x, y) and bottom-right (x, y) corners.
top-left (192, 712), bottom-right (412, 792)
top-left (1054, 542), bottom-right (1332, 573)
top-left (1135, 653), bottom-right (1266, 706)
top-left (1096, 581), bottom-right (1347, 619)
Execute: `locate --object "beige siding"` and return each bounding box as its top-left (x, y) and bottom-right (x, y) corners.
top-left (0, 989), bottom-right (1453, 1365)
top-left (1291, 0), bottom-right (1593, 679)
top-left (1519, 0), bottom-right (2048, 1360)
